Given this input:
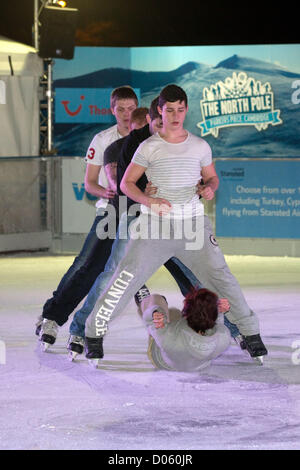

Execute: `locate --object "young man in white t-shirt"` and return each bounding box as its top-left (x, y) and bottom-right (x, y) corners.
top-left (37, 86), bottom-right (138, 350)
top-left (84, 84), bottom-right (267, 367)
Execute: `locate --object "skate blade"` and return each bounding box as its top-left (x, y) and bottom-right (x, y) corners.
top-left (253, 356), bottom-right (264, 365)
top-left (88, 358), bottom-right (100, 369)
top-left (40, 342), bottom-right (50, 352)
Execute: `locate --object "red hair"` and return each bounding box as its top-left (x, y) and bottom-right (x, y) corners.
top-left (182, 288), bottom-right (218, 334)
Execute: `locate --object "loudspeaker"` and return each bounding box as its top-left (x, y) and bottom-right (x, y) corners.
top-left (39, 6), bottom-right (78, 60)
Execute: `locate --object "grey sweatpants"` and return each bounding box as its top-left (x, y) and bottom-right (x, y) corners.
top-left (85, 214), bottom-right (259, 338)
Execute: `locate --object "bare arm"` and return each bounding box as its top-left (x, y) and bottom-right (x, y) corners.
top-left (217, 298), bottom-right (230, 313)
top-left (141, 294), bottom-right (169, 329)
top-left (120, 162), bottom-right (151, 205)
top-left (85, 164), bottom-right (116, 199)
top-left (105, 161), bottom-right (158, 198)
top-left (121, 162), bottom-right (171, 214)
top-left (104, 162), bottom-right (118, 193)
top-left (197, 163), bottom-right (219, 200)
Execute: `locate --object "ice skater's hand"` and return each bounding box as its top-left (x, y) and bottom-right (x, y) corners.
top-left (197, 184), bottom-right (215, 200)
top-left (153, 311), bottom-right (165, 329)
top-left (103, 187), bottom-right (116, 199)
top-left (218, 298), bottom-right (230, 313)
top-left (144, 181), bottom-right (158, 197)
top-left (148, 197), bottom-right (172, 216)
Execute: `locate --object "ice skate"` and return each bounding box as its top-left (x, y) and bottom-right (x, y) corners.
top-left (85, 337), bottom-right (104, 369)
top-left (41, 341), bottom-right (51, 352)
top-left (67, 335), bottom-right (84, 361)
top-left (134, 285), bottom-right (150, 305)
top-left (242, 334), bottom-right (268, 365)
top-left (39, 319), bottom-right (58, 352)
top-left (88, 358), bottom-right (101, 369)
top-left (35, 315), bottom-right (43, 336)
top-left (253, 355), bottom-right (264, 365)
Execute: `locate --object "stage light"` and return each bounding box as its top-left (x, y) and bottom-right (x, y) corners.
top-left (52, 0), bottom-right (67, 7)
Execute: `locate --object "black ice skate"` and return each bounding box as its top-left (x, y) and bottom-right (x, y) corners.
top-left (85, 337), bottom-right (104, 368)
top-left (67, 335), bottom-right (85, 361)
top-left (39, 319), bottom-right (58, 351)
top-left (242, 334), bottom-right (268, 365)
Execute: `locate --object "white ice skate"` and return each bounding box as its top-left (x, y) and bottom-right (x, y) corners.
top-left (68, 350), bottom-right (78, 362)
top-left (67, 335), bottom-right (84, 362)
top-left (40, 341), bottom-right (51, 352)
top-left (88, 358), bottom-right (101, 369)
top-left (39, 319), bottom-right (59, 352)
top-left (253, 356), bottom-right (264, 366)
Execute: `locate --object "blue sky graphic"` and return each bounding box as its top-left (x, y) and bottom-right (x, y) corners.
top-left (54, 44), bottom-right (300, 80)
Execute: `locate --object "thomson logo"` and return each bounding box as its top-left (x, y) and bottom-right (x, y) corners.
top-left (221, 168), bottom-right (245, 179)
top-left (55, 87), bottom-right (140, 124)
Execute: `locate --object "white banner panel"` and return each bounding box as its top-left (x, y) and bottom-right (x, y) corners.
top-left (0, 76), bottom-right (40, 156)
top-left (62, 158), bottom-right (97, 233)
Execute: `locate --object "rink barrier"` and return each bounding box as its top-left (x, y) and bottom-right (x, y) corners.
top-left (0, 156), bottom-right (300, 256)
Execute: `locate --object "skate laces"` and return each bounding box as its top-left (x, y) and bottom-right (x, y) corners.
top-left (69, 335), bottom-right (84, 346)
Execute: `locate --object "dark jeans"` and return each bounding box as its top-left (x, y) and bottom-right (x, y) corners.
top-left (42, 210), bottom-right (116, 326)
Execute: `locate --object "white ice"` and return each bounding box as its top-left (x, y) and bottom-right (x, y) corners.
top-left (0, 254), bottom-right (300, 450)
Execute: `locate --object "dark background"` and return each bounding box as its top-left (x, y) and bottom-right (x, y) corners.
top-left (1, 0), bottom-right (299, 48)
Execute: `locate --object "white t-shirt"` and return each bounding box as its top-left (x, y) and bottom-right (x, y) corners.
top-left (84, 124), bottom-right (121, 209)
top-left (132, 132), bottom-right (212, 218)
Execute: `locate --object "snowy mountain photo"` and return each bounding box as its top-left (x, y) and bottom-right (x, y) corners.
top-left (54, 52), bottom-right (300, 158)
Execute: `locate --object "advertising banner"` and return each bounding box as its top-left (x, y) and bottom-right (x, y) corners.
top-left (54, 44), bottom-right (300, 158)
top-left (215, 160), bottom-right (300, 238)
top-left (55, 87), bottom-right (140, 124)
top-left (53, 45), bottom-right (300, 238)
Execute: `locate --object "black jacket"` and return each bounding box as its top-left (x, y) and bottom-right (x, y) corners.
top-left (113, 124), bottom-right (151, 212)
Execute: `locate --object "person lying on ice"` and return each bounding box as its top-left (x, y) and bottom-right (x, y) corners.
top-left (137, 287), bottom-right (231, 372)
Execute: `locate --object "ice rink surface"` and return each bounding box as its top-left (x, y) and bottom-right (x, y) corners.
top-left (0, 253), bottom-right (299, 451)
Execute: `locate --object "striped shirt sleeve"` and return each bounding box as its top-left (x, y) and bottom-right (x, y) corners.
top-left (200, 140), bottom-right (212, 167)
top-left (132, 150), bottom-right (149, 168)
